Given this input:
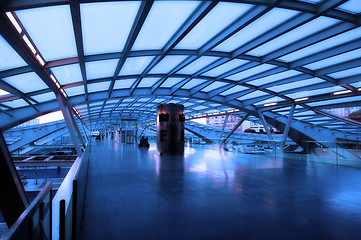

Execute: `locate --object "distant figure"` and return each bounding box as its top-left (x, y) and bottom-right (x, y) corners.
top-left (57, 166), bottom-right (61, 174)
top-left (138, 136), bottom-right (149, 148)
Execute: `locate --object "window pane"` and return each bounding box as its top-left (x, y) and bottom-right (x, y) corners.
top-left (220, 85), bottom-right (248, 96)
top-left (237, 90), bottom-right (268, 101)
top-left (337, 0), bottom-right (361, 14)
top-left (138, 78), bottom-right (160, 88)
top-left (182, 79), bottom-right (207, 89)
top-left (64, 85), bottom-right (84, 97)
top-left (304, 49), bottom-right (361, 70)
top-left (201, 81), bottom-right (228, 92)
top-left (248, 70), bottom-right (300, 86)
top-left (177, 56), bottom-right (219, 75)
top-left (226, 64), bottom-right (276, 81)
top-left (51, 64), bottom-right (83, 85)
top-left (149, 55), bottom-right (187, 74)
top-left (0, 35), bottom-right (26, 71)
top-left (119, 56), bottom-right (154, 76)
top-left (329, 66), bottom-right (361, 79)
top-left (31, 92), bottom-right (56, 102)
top-left (255, 96), bottom-right (283, 105)
top-left (161, 78), bottom-right (183, 88)
top-left (3, 72), bottom-right (48, 93)
top-left (267, 77), bottom-right (324, 92)
top-left (86, 59), bottom-right (118, 80)
top-left (114, 79), bottom-right (136, 89)
top-left (286, 86), bottom-right (344, 99)
top-left (88, 82), bottom-right (110, 93)
top-left (2, 98), bottom-right (28, 108)
top-left (307, 96), bottom-right (361, 107)
top-left (202, 59), bottom-right (248, 77)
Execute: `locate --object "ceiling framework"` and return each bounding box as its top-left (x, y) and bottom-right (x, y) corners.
top-left (0, 0), bottom-right (360, 145)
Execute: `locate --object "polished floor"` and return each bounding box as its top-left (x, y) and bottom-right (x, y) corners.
top-left (80, 140), bottom-right (361, 240)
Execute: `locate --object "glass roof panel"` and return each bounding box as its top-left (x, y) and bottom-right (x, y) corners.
top-left (51, 64), bottom-right (83, 85)
top-left (177, 57), bottom-right (219, 75)
top-left (201, 81), bottom-right (228, 92)
top-left (237, 90), bottom-right (268, 101)
top-left (31, 92), bottom-right (56, 102)
top-left (0, 89), bottom-right (10, 96)
top-left (307, 96), bottom-right (361, 107)
top-left (64, 85), bottom-right (84, 97)
top-left (220, 85), bottom-right (248, 96)
top-left (149, 55), bottom-right (188, 74)
top-left (226, 64), bottom-right (276, 81)
top-left (201, 59), bottom-right (248, 77)
top-left (182, 79), bottom-right (207, 89)
top-left (3, 72), bottom-right (48, 93)
top-left (85, 59), bottom-right (119, 80)
top-left (176, 2), bottom-right (252, 49)
top-left (255, 96), bottom-right (283, 105)
top-left (119, 56), bottom-right (154, 76)
top-left (337, 0), bottom-right (361, 14)
top-left (351, 81), bottom-right (361, 88)
top-left (138, 78), bottom-right (160, 88)
top-left (81, 1), bottom-right (141, 55)
top-left (329, 66), bottom-right (361, 79)
top-left (279, 27), bottom-right (361, 62)
top-left (214, 8), bottom-right (298, 52)
top-left (286, 86), bottom-right (344, 99)
top-left (304, 49), bottom-right (361, 70)
top-left (0, 35), bottom-right (27, 71)
top-left (161, 78), bottom-right (183, 88)
top-left (16, 5), bottom-right (77, 61)
top-left (248, 70), bottom-right (300, 86)
top-left (268, 77), bottom-right (325, 92)
top-left (248, 17), bottom-right (339, 56)
top-left (88, 82), bottom-right (110, 93)
top-left (2, 98), bottom-right (28, 108)
top-left (132, 1), bottom-right (199, 50)
top-left (114, 79), bottom-right (136, 89)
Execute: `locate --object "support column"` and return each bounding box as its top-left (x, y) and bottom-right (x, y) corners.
top-left (70, 113), bottom-right (86, 147)
top-left (56, 94), bottom-right (83, 156)
top-left (280, 104), bottom-right (296, 151)
top-left (257, 110), bottom-right (274, 141)
top-left (0, 131), bottom-right (29, 227)
top-left (219, 114), bottom-right (229, 143)
top-left (221, 113), bottom-right (249, 146)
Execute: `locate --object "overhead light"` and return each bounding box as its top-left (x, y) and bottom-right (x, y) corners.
top-left (22, 35), bottom-right (36, 54)
top-left (35, 54), bottom-right (45, 66)
top-left (50, 74), bottom-right (57, 83)
top-left (264, 102), bottom-right (277, 107)
top-left (295, 97), bottom-right (309, 102)
top-left (358, 88), bottom-right (361, 91)
top-left (6, 12), bottom-right (22, 33)
top-left (60, 88), bottom-right (67, 97)
top-left (55, 82), bottom-right (60, 88)
top-left (333, 90), bottom-right (352, 95)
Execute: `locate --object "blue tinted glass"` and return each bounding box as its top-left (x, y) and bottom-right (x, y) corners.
top-left (114, 79), bottom-right (136, 89)
top-left (149, 55), bottom-right (188, 74)
top-left (248, 70), bottom-right (300, 86)
top-left (201, 81), bottom-right (228, 92)
top-left (337, 0), bottom-right (361, 13)
top-left (214, 8), bottom-right (298, 52)
top-left (307, 96), bottom-right (361, 107)
top-left (286, 86), bottom-right (344, 99)
top-left (81, 2), bottom-right (141, 55)
top-left (64, 85), bottom-right (84, 97)
top-left (119, 56), bottom-right (154, 76)
top-left (192, 105), bottom-right (208, 111)
top-left (133, 1), bottom-right (199, 50)
top-left (51, 64), bottom-right (83, 85)
top-left (2, 98), bottom-right (28, 108)
top-left (88, 82), bottom-right (110, 93)
top-left (220, 85), bottom-right (248, 96)
top-left (86, 59), bottom-right (118, 80)
top-left (0, 35), bottom-right (27, 71)
top-left (182, 79), bottom-right (207, 89)
top-left (226, 64), bottom-right (276, 81)
top-left (267, 77), bottom-right (324, 92)
top-left (176, 2), bottom-right (252, 49)
top-left (237, 90), bottom-right (268, 100)
top-left (16, 5), bottom-right (77, 61)
top-left (138, 78), bottom-right (160, 88)
top-left (255, 96), bottom-right (283, 105)
top-left (248, 17), bottom-right (339, 56)
top-left (177, 57), bottom-right (219, 75)
top-left (351, 81), bottom-right (361, 88)
top-left (202, 59), bottom-right (248, 77)
top-left (161, 78), bottom-right (183, 88)
top-left (304, 49), bottom-right (361, 70)
top-left (329, 66), bottom-right (361, 79)
top-left (31, 92), bottom-right (56, 102)
top-left (3, 72), bottom-right (48, 93)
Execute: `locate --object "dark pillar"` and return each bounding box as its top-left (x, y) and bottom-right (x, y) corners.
top-left (0, 130), bottom-right (29, 227)
top-left (157, 104), bottom-right (185, 155)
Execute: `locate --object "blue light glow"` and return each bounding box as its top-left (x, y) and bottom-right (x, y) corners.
top-left (3, 72), bottom-right (48, 93)
top-left (85, 59), bottom-right (119, 80)
top-left (0, 35), bottom-right (27, 71)
top-left (51, 64), bottom-right (83, 85)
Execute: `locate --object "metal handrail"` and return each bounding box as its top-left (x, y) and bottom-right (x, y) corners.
top-left (1, 182), bottom-right (52, 240)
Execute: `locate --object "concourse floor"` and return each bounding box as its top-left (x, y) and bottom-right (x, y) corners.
top-left (80, 140), bottom-right (361, 240)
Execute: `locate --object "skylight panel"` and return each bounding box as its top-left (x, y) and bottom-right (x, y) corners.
top-left (2, 98), bottom-right (28, 108)
top-left (202, 59), bottom-right (248, 77)
top-left (88, 82), bottom-right (110, 93)
top-left (304, 49), bottom-right (361, 70)
top-left (64, 85), bottom-right (85, 97)
top-left (160, 78), bottom-right (183, 88)
top-left (268, 77), bottom-right (324, 92)
top-left (201, 81), bottom-right (228, 92)
top-left (214, 8), bottom-right (298, 52)
top-left (351, 81), bottom-right (361, 88)
top-left (220, 85), bottom-right (248, 96)
top-left (286, 86), bottom-right (344, 99)
top-left (16, 5), bottom-right (77, 61)
top-left (138, 78), bottom-right (160, 88)
top-left (0, 35), bottom-right (27, 71)
top-left (86, 59), bottom-right (119, 80)
top-left (119, 56), bottom-right (154, 76)
top-left (237, 90), bottom-right (268, 101)
top-left (51, 64), bottom-right (83, 85)
top-left (279, 27), bottom-right (361, 62)
top-left (226, 64), bottom-right (276, 81)
top-left (176, 2), bottom-right (252, 49)
top-left (113, 79), bottom-right (136, 89)
top-left (177, 57), bottom-right (219, 75)
top-left (307, 96), bottom-right (361, 107)
top-left (337, 0), bottom-right (361, 14)
top-left (31, 92), bottom-right (56, 102)
top-left (182, 79), bottom-right (207, 89)
top-left (248, 70), bottom-right (300, 86)
top-left (192, 105), bottom-right (208, 111)
top-left (149, 55), bottom-right (188, 74)
top-left (132, 1), bottom-right (199, 50)
top-left (329, 66), bottom-right (361, 79)
top-left (80, 1), bottom-right (141, 55)
top-left (3, 72), bottom-right (48, 93)
top-left (255, 96), bottom-right (283, 106)
top-left (248, 16), bottom-right (339, 56)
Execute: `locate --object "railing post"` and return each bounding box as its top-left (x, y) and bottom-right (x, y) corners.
top-left (59, 199), bottom-right (65, 240)
top-left (72, 180), bottom-right (78, 240)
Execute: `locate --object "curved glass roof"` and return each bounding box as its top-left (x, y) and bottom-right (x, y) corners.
top-left (0, 0), bottom-right (360, 138)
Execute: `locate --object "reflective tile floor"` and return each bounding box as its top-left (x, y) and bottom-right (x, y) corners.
top-left (80, 140), bottom-right (361, 240)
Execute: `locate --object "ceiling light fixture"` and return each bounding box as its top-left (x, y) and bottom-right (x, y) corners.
top-left (22, 35), bottom-right (36, 54)
top-left (6, 12), bottom-right (22, 33)
top-left (264, 102), bottom-right (277, 107)
top-left (35, 54), bottom-right (45, 66)
top-left (333, 90), bottom-right (352, 95)
top-left (295, 97), bottom-right (309, 102)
